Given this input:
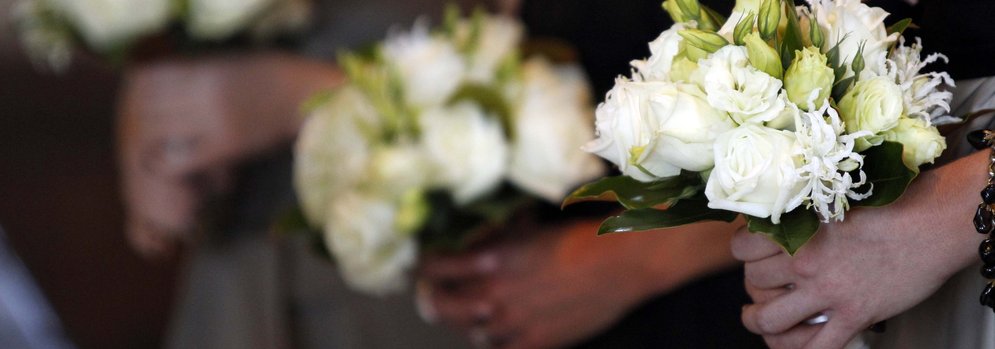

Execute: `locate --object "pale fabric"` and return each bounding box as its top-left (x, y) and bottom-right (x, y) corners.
top-left (863, 77), bottom-right (995, 348)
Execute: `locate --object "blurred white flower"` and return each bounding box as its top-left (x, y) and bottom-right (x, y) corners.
top-left (705, 124), bottom-right (805, 224)
top-left (383, 22), bottom-right (466, 108)
top-left (508, 58), bottom-right (605, 202)
top-left (420, 102), bottom-right (508, 204)
top-left (584, 79), bottom-right (735, 182)
top-left (46, 0), bottom-right (171, 50)
top-left (693, 45), bottom-right (789, 125)
top-left (325, 191), bottom-right (417, 296)
top-left (461, 15), bottom-right (523, 84)
top-left (187, 0), bottom-right (274, 40)
top-left (368, 145), bottom-right (431, 198)
top-left (293, 87), bottom-right (380, 227)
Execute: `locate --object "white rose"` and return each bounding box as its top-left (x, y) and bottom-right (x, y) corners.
top-left (584, 79), bottom-right (736, 182)
top-left (47, 0), bottom-right (171, 49)
top-left (882, 117), bottom-right (946, 168)
top-left (693, 45), bottom-right (789, 125)
top-left (325, 191), bottom-right (417, 296)
top-left (383, 23), bottom-right (466, 108)
top-left (705, 124), bottom-right (806, 223)
top-left (368, 145), bottom-right (431, 197)
top-left (187, 0), bottom-right (274, 40)
top-left (462, 16), bottom-right (523, 84)
top-left (508, 59), bottom-right (605, 202)
top-left (420, 102), bottom-right (508, 204)
top-left (293, 87), bottom-right (379, 227)
top-left (809, 0), bottom-right (897, 79)
top-left (838, 76), bottom-right (904, 149)
top-left (631, 23), bottom-right (688, 82)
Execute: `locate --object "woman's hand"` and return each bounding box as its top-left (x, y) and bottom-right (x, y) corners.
top-left (416, 217), bottom-right (742, 349)
top-left (117, 52), bottom-right (341, 259)
top-left (733, 150), bottom-right (989, 349)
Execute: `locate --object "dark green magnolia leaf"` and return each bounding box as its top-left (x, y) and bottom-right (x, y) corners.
top-left (562, 173), bottom-right (702, 210)
top-left (887, 18), bottom-right (913, 36)
top-left (746, 209), bottom-right (821, 255)
top-left (853, 141), bottom-right (918, 207)
top-left (779, 0), bottom-right (805, 69)
top-left (597, 198), bottom-right (738, 235)
top-left (448, 84), bottom-right (514, 139)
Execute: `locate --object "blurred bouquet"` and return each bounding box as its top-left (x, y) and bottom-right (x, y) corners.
top-left (293, 10), bottom-right (605, 295)
top-left (565, 0), bottom-right (956, 254)
top-left (12, 0), bottom-right (312, 71)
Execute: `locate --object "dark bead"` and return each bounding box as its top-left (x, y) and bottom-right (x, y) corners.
top-left (981, 283), bottom-right (995, 307)
top-left (981, 239), bottom-right (995, 265)
top-left (983, 264), bottom-right (995, 279)
top-left (968, 130), bottom-right (993, 150)
top-left (975, 204), bottom-right (995, 234)
top-left (984, 186), bottom-right (995, 205)
top-left (868, 321), bottom-right (887, 333)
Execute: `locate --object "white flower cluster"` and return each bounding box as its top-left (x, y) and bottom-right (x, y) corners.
top-left (587, 0), bottom-right (951, 224)
top-left (294, 14), bottom-right (604, 295)
top-left (12, 0), bottom-right (312, 71)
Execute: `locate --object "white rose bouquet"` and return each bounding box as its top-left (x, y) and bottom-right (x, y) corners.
top-left (564, 0), bottom-right (957, 254)
top-left (12, 0), bottom-right (312, 71)
top-left (291, 9), bottom-right (605, 295)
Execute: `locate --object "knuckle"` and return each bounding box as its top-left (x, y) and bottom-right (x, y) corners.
top-left (752, 307), bottom-right (781, 334)
top-left (790, 255), bottom-right (819, 278)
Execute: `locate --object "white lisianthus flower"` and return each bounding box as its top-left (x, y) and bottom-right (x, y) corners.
top-left (693, 45), bottom-right (789, 125)
top-left (294, 87), bottom-right (379, 227)
top-left (631, 23), bottom-right (689, 82)
top-left (838, 76), bottom-right (905, 150)
top-left (383, 22), bottom-right (467, 108)
top-left (882, 117), bottom-right (946, 168)
top-left (461, 16), bottom-right (523, 84)
top-left (584, 79), bottom-right (735, 182)
top-left (46, 0), bottom-right (171, 50)
top-left (886, 38), bottom-right (956, 125)
top-left (325, 191), bottom-right (417, 296)
top-left (808, 0), bottom-right (898, 79)
top-left (368, 145), bottom-right (431, 197)
top-left (420, 102), bottom-right (508, 204)
top-left (705, 124), bottom-right (806, 223)
top-left (793, 102), bottom-right (871, 222)
top-left (508, 59), bottom-right (605, 202)
top-left (187, 0), bottom-right (274, 40)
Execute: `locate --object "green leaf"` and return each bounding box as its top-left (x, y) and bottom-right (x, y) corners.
top-left (597, 199), bottom-right (738, 235)
top-left (779, 0), bottom-right (805, 69)
top-left (746, 209), bottom-right (821, 255)
top-left (831, 76), bottom-right (855, 102)
top-left (562, 173), bottom-right (702, 210)
top-left (887, 18), bottom-right (913, 36)
top-left (852, 141), bottom-right (918, 207)
top-left (447, 84), bottom-right (514, 139)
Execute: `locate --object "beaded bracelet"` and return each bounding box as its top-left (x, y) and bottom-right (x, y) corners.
top-left (967, 129), bottom-right (995, 312)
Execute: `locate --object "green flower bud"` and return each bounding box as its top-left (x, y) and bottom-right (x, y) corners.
top-left (808, 14), bottom-right (824, 48)
top-left (882, 117), bottom-right (946, 169)
top-left (679, 29), bottom-right (729, 55)
top-left (734, 12), bottom-right (757, 46)
top-left (676, 0), bottom-right (702, 21)
top-left (784, 46), bottom-right (834, 109)
top-left (838, 76), bottom-right (905, 151)
top-left (758, 0), bottom-right (781, 41)
top-left (662, 0), bottom-right (692, 23)
top-left (744, 31), bottom-right (783, 79)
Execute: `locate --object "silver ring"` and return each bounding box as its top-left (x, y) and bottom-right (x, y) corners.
top-left (804, 314), bottom-right (830, 325)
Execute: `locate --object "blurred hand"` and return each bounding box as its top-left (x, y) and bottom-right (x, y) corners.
top-left (416, 217), bottom-right (742, 349)
top-left (732, 151), bottom-right (987, 349)
top-left (117, 51), bottom-right (342, 259)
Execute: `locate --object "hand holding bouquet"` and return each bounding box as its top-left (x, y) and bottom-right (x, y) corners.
top-left (566, 0), bottom-right (956, 254)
